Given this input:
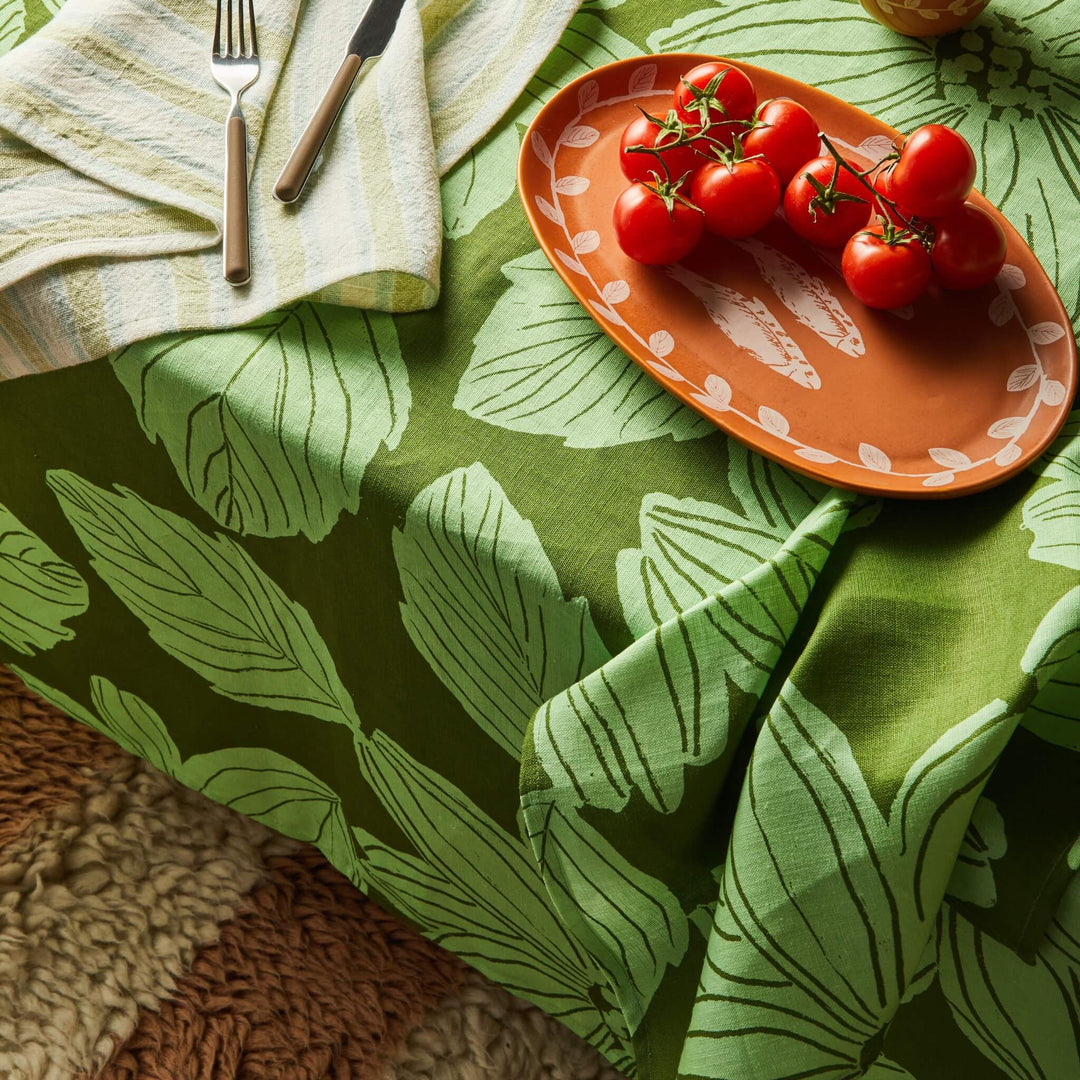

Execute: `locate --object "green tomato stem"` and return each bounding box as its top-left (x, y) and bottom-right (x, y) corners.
top-left (817, 132), bottom-right (932, 247)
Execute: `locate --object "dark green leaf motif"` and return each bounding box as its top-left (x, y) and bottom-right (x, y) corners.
top-left (523, 796), bottom-right (689, 1035)
top-left (111, 303), bottom-right (410, 543)
top-left (1020, 584), bottom-right (1080, 752)
top-left (945, 797), bottom-right (1007, 909)
top-left (8, 667), bottom-right (181, 776)
top-left (457, 250), bottom-right (713, 448)
top-left (442, 133), bottom-right (520, 240)
top-left (47, 471), bottom-right (360, 729)
top-left (681, 685), bottom-right (1016, 1079)
top-left (90, 676), bottom-right (182, 775)
top-left (0, 1), bottom-right (26, 56)
top-left (354, 730), bottom-right (636, 1072)
top-left (179, 746), bottom-right (359, 885)
top-left (0, 501), bottom-right (88, 655)
top-left (393, 463), bottom-right (609, 759)
top-left (535, 450), bottom-right (850, 814)
top-left (43, 467), bottom-right (642, 1072)
top-left (394, 463), bottom-right (690, 1041)
top-left (937, 874), bottom-right (1080, 1079)
top-left (1023, 411), bottom-right (1079, 571)
top-left (616, 445), bottom-right (828, 635)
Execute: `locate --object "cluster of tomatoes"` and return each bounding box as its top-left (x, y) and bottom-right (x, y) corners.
top-left (612, 61), bottom-right (1007, 310)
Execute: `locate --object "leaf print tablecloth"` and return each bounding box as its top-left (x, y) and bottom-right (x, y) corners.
top-left (1, 2), bottom-right (1078, 1078)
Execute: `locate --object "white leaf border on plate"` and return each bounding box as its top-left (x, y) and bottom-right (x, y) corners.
top-left (532, 87), bottom-right (1069, 486)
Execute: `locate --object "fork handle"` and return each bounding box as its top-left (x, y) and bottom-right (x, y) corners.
top-left (274, 53), bottom-right (363, 204)
top-left (224, 115), bottom-right (250, 285)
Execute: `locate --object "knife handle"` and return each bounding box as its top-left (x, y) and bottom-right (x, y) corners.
top-left (274, 53), bottom-right (363, 204)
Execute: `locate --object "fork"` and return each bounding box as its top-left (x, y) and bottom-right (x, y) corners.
top-left (211, 0), bottom-right (260, 286)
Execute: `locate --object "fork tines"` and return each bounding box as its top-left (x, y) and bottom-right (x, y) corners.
top-left (215, 0), bottom-right (258, 58)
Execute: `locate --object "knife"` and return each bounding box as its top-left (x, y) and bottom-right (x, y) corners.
top-left (274, 0), bottom-right (407, 204)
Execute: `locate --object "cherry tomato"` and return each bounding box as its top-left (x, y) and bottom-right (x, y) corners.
top-left (742, 98), bottom-right (821, 185)
top-left (890, 124), bottom-right (976, 220)
top-left (691, 158), bottom-right (781, 238)
top-left (930, 203), bottom-right (1006, 290)
top-left (783, 156), bottom-right (871, 247)
top-left (613, 182), bottom-right (704, 265)
top-left (674, 62), bottom-right (757, 148)
top-left (619, 112), bottom-right (702, 185)
top-left (842, 224), bottom-right (931, 309)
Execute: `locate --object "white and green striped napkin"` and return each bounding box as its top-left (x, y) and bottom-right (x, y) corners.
top-left (0, 0), bottom-right (579, 377)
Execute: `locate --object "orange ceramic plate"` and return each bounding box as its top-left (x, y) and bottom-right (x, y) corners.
top-left (518, 54), bottom-right (1077, 498)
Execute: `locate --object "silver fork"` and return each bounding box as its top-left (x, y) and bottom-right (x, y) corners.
top-left (211, 0), bottom-right (260, 286)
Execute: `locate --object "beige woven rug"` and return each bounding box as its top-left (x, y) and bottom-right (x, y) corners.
top-left (0, 666), bottom-right (626, 1080)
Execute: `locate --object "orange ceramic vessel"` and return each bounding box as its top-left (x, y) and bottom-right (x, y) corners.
top-left (859, 0), bottom-right (989, 37)
top-left (518, 54), bottom-right (1075, 499)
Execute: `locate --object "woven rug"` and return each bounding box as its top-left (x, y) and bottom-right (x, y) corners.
top-left (0, 666), bottom-right (626, 1080)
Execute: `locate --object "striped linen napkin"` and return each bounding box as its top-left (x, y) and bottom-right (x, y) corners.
top-left (0, 0), bottom-right (579, 378)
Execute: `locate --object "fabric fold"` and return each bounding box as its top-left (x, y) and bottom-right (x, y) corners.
top-left (0, 0), bottom-right (580, 378)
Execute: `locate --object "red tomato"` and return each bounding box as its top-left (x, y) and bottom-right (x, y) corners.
top-left (743, 98), bottom-right (821, 184)
top-left (674, 62), bottom-right (757, 149)
top-left (691, 159), bottom-right (781, 238)
top-left (930, 203), bottom-right (1006, 290)
top-left (842, 225), bottom-right (931, 308)
top-left (890, 124), bottom-right (976, 220)
top-left (619, 112), bottom-right (701, 184)
top-left (613, 183), bottom-right (704, 265)
top-left (783, 156), bottom-right (871, 247)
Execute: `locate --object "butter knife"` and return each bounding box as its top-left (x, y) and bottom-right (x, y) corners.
top-left (274, 0), bottom-right (407, 203)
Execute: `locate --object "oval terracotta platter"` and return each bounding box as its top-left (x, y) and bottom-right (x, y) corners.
top-left (517, 53), bottom-right (1077, 498)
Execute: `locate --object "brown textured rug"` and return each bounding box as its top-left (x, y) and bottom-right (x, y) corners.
top-left (0, 666), bottom-right (625, 1080)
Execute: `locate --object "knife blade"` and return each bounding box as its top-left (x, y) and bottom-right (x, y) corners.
top-left (274, 0), bottom-right (407, 204)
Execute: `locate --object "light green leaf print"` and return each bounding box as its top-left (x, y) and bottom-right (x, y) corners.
top-left (111, 303), bottom-right (410, 543)
top-left (394, 463), bottom-right (609, 760)
top-left (648, 1), bottom-right (1080, 319)
top-left (1023, 412), bottom-right (1080, 571)
top-left (679, 686), bottom-right (1016, 1080)
top-left (179, 747), bottom-right (358, 884)
top-left (945, 798), bottom-right (1007, 909)
top-left (689, 901), bottom-right (716, 943)
top-left (522, 797), bottom-right (689, 1034)
top-left (456, 250), bottom-right (713, 448)
top-left (440, 12), bottom-right (637, 239)
top-left (8, 666), bottom-right (181, 775)
top-left (937, 877), bottom-right (1080, 1080)
top-left (0, 501), bottom-right (88, 656)
top-left (354, 730), bottom-right (634, 1071)
top-left (617, 443), bottom-right (828, 637)
top-left (1069, 837), bottom-right (1080, 871)
top-left (47, 471), bottom-right (360, 730)
top-left (0, 2), bottom-right (25, 55)
top-left (1021, 587), bottom-right (1080, 751)
top-left (533, 492), bottom-right (851, 814)
top-left (441, 127), bottom-right (519, 239)
top-left (89, 676), bottom-right (181, 775)
top-left (1021, 587), bottom-right (1080, 691)
top-left (901, 935), bottom-right (938, 1006)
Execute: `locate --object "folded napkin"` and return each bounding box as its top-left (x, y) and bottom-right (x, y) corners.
top-left (0, 0), bottom-right (579, 378)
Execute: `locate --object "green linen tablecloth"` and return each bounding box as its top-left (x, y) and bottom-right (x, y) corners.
top-left (1, 2), bottom-right (1078, 1078)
